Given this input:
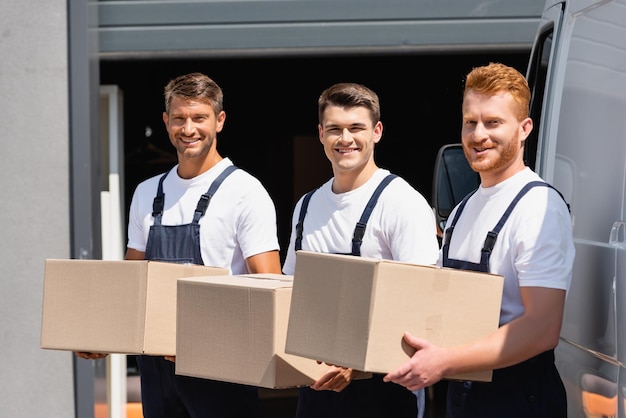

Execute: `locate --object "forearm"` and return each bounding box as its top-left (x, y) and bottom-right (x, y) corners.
top-left (245, 250), bottom-right (282, 274)
top-left (444, 290), bottom-right (565, 375)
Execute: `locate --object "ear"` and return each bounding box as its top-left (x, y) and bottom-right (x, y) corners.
top-left (373, 121), bottom-right (383, 144)
top-left (520, 117), bottom-right (533, 140)
top-left (216, 110), bottom-right (226, 133)
top-left (318, 124), bottom-right (324, 144)
top-left (162, 111), bottom-right (169, 128)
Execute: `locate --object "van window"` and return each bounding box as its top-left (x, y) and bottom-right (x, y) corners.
top-left (525, 25), bottom-right (553, 171)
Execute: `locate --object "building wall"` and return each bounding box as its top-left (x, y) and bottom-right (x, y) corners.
top-left (0, 1), bottom-right (75, 417)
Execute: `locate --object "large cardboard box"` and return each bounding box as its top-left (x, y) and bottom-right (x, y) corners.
top-left (175, 274), bottom-right (370, 389)
top-left (285, 251), bottom-right (504, 382)
top-left (41, 259), bottom-right (228, 355)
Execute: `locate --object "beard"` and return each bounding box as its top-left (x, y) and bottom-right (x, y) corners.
top-left (463, 136), bottom-right (522, 174)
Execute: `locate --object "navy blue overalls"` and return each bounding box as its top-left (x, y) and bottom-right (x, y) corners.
top-left (293, 174), bottom-right (418, 418)
top-left (137, 165), bottom-right (260, 418)
top-left (442, 181), bottom-right (567, 418)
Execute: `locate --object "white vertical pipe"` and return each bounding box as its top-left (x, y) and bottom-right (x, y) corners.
top-left (100, 85), bottom-right (127, 418)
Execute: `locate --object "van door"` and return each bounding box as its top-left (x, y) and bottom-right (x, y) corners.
top-left (531, 1), bottom-right (626, 417)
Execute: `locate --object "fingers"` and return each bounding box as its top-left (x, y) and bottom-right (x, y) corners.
top-left (323, 369), bottom-right (351, 392)
top-left (384, 364), bottom-right (431, 392)
top-left (311, 366), bottom-right (353, 392)
top-left (311, 370), bottom-right (336, 390)
top-left (384, 361), bottom-right (411, 382)
top-left (384, 371), bottom-right (414, 389)
top-left (74, 352), bottom-right (109, 360)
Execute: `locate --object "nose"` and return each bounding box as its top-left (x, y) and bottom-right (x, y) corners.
top-left (338, 128), bottom-right (352, 141)
top-left (472, 123), bottom-right (488, 141)
top-left (181, 119), bottom-right (194, 135)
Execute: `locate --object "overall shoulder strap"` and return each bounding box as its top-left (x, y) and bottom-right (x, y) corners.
top-left (294, 188), bottom-right (318, 251)
top-left (479, 180), bottom-right (564, 264)
top-left (151, 169), bottom-right (174, 225)
top-left (351, 174), bottom-right (399, 256)
top-left (192, 165), bottom-right (239, 223)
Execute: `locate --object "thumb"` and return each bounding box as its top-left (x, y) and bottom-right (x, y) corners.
top-left (403, 331), bottom-right (425, 349)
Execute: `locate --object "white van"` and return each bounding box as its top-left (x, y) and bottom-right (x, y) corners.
top-left (433, 0), bottom-right (626, 416)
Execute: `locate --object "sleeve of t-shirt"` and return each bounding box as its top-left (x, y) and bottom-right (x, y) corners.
top-left (126, 183), bottom-right (149, 253)
top-left (383, 180), bottom-right (440, 265)
top-left (235, 177), bottom-right (281, 260)
top-left (282, 196), bottom-right (304, 276)
top-left (514, 190), bottom-right (574, 290)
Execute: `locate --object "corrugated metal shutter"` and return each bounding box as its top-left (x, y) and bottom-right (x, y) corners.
top-left (98, 0), bottom-right (545, 59)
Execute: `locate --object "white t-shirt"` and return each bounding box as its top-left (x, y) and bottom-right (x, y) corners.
top-left (438, 167), bottom-right (575, 325)
top-left (282, 168), bottom-right (440, 275)
top-left (127, 158), bottom-right (279, 275)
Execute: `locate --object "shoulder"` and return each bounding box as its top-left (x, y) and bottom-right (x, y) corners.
top-left (380, 173), bottom-right (429, 202)
top-left (223, 167), bottom-right (276, 209)
top-left (372, 174), bottom-right (433, 218)
top-left (226, 166), bottom-right (267, 190)
top-left (496, 169), bottom-right (562, 207)
top-left (516, 170), bottom-right (569, 213)
top-left (509, 179), bottom-right (571, 231)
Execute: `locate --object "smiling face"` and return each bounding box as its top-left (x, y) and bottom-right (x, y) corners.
top-left (162, 97), bottom-right (225, 177)
top-left (461, 90), bottom-right (532, 187)
top-left (318, 105), bottom-right (382, 191)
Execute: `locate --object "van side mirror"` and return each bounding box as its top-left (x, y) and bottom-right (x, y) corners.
top-left (432, 144), bottom-right (480, 232)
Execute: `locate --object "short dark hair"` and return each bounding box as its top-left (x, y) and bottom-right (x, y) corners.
top-left (163, 72), bottom-right (224, 115)
top-left (318, 83), bottom-right (381, 126)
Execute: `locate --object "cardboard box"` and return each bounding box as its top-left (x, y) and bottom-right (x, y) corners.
top-left (175, 274), bottom-right (370, 389)
top-left (41, 259), bottom-right (228, 355)
top-left (285, 251), bottom-right (504, 382)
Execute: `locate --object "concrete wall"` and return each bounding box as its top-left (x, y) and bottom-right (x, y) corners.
top-left (0, 1), bottom-right (75, 416)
